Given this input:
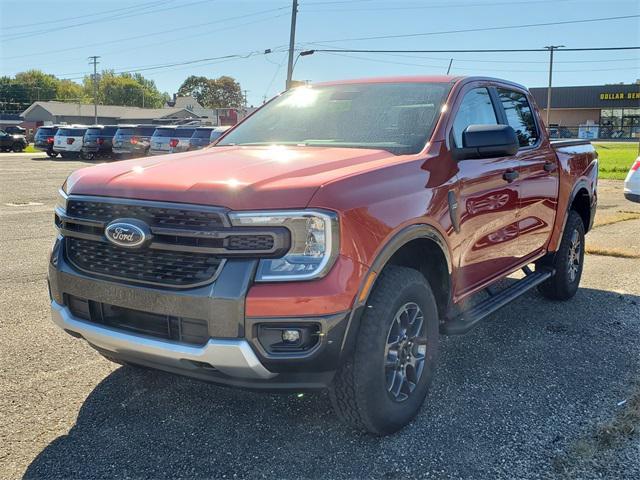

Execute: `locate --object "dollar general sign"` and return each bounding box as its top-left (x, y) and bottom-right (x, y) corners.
top-left (599, 91), bottom-right (640, 100)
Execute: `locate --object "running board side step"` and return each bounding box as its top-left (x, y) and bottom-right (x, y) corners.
top-left (440, 267), bottom-right (554, 335)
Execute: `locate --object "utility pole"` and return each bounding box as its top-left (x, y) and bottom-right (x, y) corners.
top-left (243, 89), bottom-right (249, 108)
top-left (285, 0), bottom-right (299, 90)
top-left (88, 56), bottom-right (100, 125)
top-left (446, 58), bottom-right (454, 75)
top-left (544, 45), bottom-right (564, 128)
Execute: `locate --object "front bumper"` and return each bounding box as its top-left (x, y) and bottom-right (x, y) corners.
top-left (48, 238), bottom-right (356, 390)
top-left (51, 300), bottom-right (274, 379)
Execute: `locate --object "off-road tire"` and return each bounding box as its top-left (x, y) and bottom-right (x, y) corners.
top-left (537, 210), bottom-right (585, 300)
top-left (328, 265), bottom-right (439, 435)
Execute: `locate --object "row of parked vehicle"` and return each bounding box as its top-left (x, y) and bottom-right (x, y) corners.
top-left (33, 124), bottom-right (231, 160)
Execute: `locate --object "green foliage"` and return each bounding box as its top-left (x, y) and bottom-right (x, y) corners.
top-left (177, 75), bottom-right (243, 108)
top-left (0, 70), bottom-right (60, 111)
top-left (83, 70), bottom-right (166, 108)
top-left (56, 80), bottom-right (87, 102)
top-left (0, 69), bottom-right (167, 111)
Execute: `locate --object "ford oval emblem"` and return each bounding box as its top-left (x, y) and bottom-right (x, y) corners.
top-left (105, 219), bottom-right (150, 248)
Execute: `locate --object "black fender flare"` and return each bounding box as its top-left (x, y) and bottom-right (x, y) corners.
top-left (338, 223), bottom-right (452, 359)
top-left (562, 179), bottom-right (593, 236)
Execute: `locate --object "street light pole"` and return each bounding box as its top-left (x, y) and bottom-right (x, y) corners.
top-left (88, 56), bottom-right (100, 125)
top-left (285, 0), bottom-right (299, 90)
top-left (544, 45), bottom-right (564, 128)
top-left (446, 58), bottom-right (454, 75)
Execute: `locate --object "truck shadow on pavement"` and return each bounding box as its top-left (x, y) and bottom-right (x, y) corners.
top-left (24, 286), bottom-right (640, 479)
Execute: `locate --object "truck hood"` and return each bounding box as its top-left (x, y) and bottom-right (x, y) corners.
top-left (66, 145), bottom-right (395, 210)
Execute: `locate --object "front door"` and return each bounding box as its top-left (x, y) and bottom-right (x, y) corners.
top-left (449, 85), bottom-right (522, 296)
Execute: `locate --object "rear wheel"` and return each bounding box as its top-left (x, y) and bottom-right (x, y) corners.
top-left (11, 143), bottom-right (24, 152)
top-left (46, 150), bottom-right (58, 158)
top-left (329, 265), bottom-right (439, 435)
top-left (537, 210), bottom-right (585, 300)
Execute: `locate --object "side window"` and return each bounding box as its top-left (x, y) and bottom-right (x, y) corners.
top-left (497, 88), bottom-right (539, 147)
top-left (452, 88), bottom-right (498, 147)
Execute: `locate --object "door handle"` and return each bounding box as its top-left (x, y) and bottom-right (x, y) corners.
top-left (502, 170), bottom-right (519, 183)
top-left (543, 161), bottom-right (557, 172)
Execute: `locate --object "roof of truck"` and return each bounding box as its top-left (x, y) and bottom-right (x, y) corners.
top-left (314, 75), bottom-right (462, 87)
top-left (313, 75), bottom-right (528, 91)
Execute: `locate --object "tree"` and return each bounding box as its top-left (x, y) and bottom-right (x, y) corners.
top-left (208, 76), bottom-right (244, 108)
top-left (56, 80), bottom-right (87, 102)
top-left (177, 75), bottom-right (209, 105)
top-left (83, 70), bottom-right (166, 108)
top-left (14, 70), bottom-right (58, 102)
top-left (177, 75), bottom-right (243, 108)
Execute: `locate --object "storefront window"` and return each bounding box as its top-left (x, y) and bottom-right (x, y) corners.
top-left (622, 108), bottom-right (640, 127)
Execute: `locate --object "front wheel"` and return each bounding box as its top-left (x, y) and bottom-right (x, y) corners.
top-left (537, 210), bottom-right (585, 300)
top-left (12, 143), bottom-right (24, 152)
top-left (47, 150), bottom-right (58, 158)
top-left (329, 265), bottom-right (439, 435)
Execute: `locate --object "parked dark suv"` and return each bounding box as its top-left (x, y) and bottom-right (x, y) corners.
top-left (0, 129), bottom-right (28, 152)
top-left (112, 124), bottom-right (157, 159)
top-left (81, 125), bottom-right (119, 160)
top-left (34, 125), bottom-right (60, 157)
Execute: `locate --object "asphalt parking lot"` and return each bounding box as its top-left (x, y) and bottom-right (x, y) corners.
top-left (1, 152), bottom-right (639, 479)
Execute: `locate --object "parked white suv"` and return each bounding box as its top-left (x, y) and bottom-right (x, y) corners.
top-left (624, 156), bottom-right (640, 203)
top-left (53, 126), bottom-right (88, 158)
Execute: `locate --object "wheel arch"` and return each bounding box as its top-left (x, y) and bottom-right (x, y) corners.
top-left (339, 224), bottom-right (452, 358)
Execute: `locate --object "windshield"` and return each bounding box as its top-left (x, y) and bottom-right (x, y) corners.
top-left (57, 128), bottom-right (86, 136)
top-left (37, 127), bottom-right (57, 136)
top-left (218, 82), bottom-right (451, 154)
top-left (193, 128), bottom-right (214, 138)
top-left (152, 128), bottom-right (177, 137)
top-left (175, 128), bottom-right (196, 138)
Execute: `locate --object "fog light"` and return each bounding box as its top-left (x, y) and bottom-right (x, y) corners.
top-left (282, 329), bottom-right (301, 343)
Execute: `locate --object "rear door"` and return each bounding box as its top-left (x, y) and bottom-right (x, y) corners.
top-left (450, 84), bottom-right (522, 295)
top-left (494, 87), bottom-right (559, 258)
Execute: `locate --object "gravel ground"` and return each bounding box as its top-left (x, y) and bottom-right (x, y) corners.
top-left (1, 154), bottom-right (638, 479)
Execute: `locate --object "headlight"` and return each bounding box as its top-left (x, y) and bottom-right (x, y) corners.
top-left (56, 180), bottom-right (68, 212)
top-left (229, 210), bottom-right (339, 282)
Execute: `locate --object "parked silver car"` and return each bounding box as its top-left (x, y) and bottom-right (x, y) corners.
top-left (209, 126), bottom-right (231, 144)
top-left (149, 125), bottom-right (197, 155)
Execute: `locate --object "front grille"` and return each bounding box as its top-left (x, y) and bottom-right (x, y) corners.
top-left (227, 235), bottom-right (274, 250)
top-left (66, 200), bottom-right (225, 230)
top-left (66, 238), bottom-right (223, 287)
top-left (67, 295), bottom-right (209, 346)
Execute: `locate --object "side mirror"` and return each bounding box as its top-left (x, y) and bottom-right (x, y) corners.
top-left (453, 124), bottom-right (519, 160)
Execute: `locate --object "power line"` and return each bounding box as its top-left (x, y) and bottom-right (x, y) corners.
top-left (319, 51), bottom-right (639, 73)
top-left (302, 41), bottom-right (639, 64)
top-left (304, 46), bottom-right (640, 53)
top-left (56, 48), bottom-right (289, 81)
top-left (305, 14), bottom-right (640, 44)
top-left (1, 6), bottom-right (290, 61)
top-left (304, 0), bottom-right (574, 12)
top-left (1, 0), bottom-right (172, 31)
top-left (1, 0), bottom-right (214, 41)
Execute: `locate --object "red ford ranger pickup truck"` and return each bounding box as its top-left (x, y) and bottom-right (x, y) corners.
top-left (48, 76), bottom-right (597, 434)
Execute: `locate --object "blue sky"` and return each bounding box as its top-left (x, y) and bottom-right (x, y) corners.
top-left (1, 0), bottom-right (638, 106)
